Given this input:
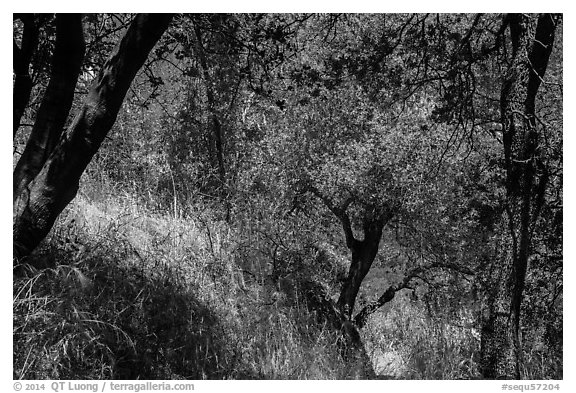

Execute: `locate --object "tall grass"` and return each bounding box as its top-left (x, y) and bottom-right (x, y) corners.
top-left (361, 296), bottom-right (481, 379)
top-left (13, 189), bottom-right (561, 379)
top-left (13, 193), bottom-right (351, 379)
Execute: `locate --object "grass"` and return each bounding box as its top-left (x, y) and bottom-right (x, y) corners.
top-left (361, 296), bottom-right (481, 379)
top-left (13, 193), bottom-right (351, 379)
top-left (13, 190), bottom-right (562, 379)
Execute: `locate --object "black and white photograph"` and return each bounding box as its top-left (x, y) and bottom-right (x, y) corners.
top-left (12, 9), bottom-right (564, 384)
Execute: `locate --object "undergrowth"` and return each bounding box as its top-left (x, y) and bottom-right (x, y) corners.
top-left (13, 192), bottom-right (561, 379)
top-left (13, 194), bottom-right (348, 379)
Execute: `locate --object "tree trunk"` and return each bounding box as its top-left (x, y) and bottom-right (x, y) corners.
top-left (335, 212), bottom-right (392, 378)
top-left (13, 14), bottom-right (40, 137)
top-left (304, 191), bottom-right (396, 378)
top-left (13, 14), bottom-right (173, 263)
top-left (480, 232), bottom-right (520, 379)
top-left (337, 217), bottom-right (385, 319)
top-left (334, 218), bottom-right (383, 379)
top-left (299, 278), bottom-right (376, 379)
top-left (480, 13), bottom-right (559, 379)
top-left (14, 14), bottom-right (86, 200)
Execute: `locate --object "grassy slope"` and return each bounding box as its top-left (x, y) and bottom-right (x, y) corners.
top-left (13, 192), bottom-right (559, 379)
top-left (13, 194), bottom-right (350, 379)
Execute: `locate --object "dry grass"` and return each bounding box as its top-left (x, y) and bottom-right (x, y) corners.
top-left (361, 297), bottom-right (481, 380)
top-left (13, 194), bottom-right (350, 379)
top-left (13, 192), bottom-right (561, 379)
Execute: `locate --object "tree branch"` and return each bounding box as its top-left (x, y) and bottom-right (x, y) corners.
top-left (353, 260), bottom-right (475, 328)
top-left (307, 184), bottom-right (357, 248)
top-left (354, 266), bottom-right (421, 328)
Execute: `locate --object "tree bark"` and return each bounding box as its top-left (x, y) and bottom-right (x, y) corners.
top-left (480, 13), bottom-right (559, 379)
top-left (306, 189), bottom-right (394, 378)
top-left (13, 14), bottom-right (173, 263)
top-left (332, 214), bottom-right (389, 379)
top-left (13, 14), bottom-right (40, 137)
top-left (14, 14), bottom-right (85, 200)
top-left (337, 215), bottom-right (387, 319)
top-left (297, 277), bottom-right (376, 378)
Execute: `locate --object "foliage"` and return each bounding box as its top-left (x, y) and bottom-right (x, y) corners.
top-left (13, 13), bottom-right (562, 380)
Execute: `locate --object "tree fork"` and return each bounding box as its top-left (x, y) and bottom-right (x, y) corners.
top-left (14, 14), bottom-right (86, 201)
top-left (336, 216), bottom-right (386, 319)
top-left (13, 14), bottom-right (173, 263)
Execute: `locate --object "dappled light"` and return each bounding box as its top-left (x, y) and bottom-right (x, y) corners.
top-left (13, 13), bottom-right (562, 380)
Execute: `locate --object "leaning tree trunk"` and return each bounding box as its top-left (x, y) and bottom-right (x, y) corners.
top-left (14, 14), bottom-right (86, 201)
top-left (480, 13), bottom-right (559, 379)
top-left (13, 14), bottom-right (40, 137)
top-left (13, 14), bottom-right (173, 263)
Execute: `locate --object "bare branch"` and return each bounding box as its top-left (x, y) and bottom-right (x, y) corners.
top-left (354, 260), bottom-right (475, 328)
top-left (354, 265), bottom-right (423, 328)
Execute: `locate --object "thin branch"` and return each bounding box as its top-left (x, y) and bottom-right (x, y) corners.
top-left (354, 265), bottom-right (422, 328)
top-left (354, 260), bottom-right (475, 328)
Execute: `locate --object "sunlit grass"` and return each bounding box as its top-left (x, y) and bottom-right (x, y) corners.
top-left (13, 192), bottom-right (561, 379)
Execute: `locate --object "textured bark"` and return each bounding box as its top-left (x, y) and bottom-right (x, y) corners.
top-left (14, 14), bottom-right (85, 200)
top-left (13, 14), bottom-right (40, 136)
top-left (336, 215), bottom-right (387, 319)
top-left (13, 14), bottom-right (173, 262)
top-left (480, 243), bottom-right (519, 379)
top-left (305, 188), bottom-right (397, 377)
top-left (480, 13), bottom-right (559, 379)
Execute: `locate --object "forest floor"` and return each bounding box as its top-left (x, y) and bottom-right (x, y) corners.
top-left (14, 190), bottom-right (551, 379)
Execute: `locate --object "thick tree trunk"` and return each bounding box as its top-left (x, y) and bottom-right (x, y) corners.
top-left (13, 14), bottom-right (173, 263)
top-left (335, 212), bottom-right (392, 378)
top-left (480, 232), bottom-right (521, 379)
top-left (13, 14), bottom-right (40, 137)
top-left (299, 279), bottom-right (376, 379)
top-left (337, 217), bottom-right (385, 319)
top-left (480, 13), bottom-right (559, 379)
top-left (14, 14), bottom-right (86, 200)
